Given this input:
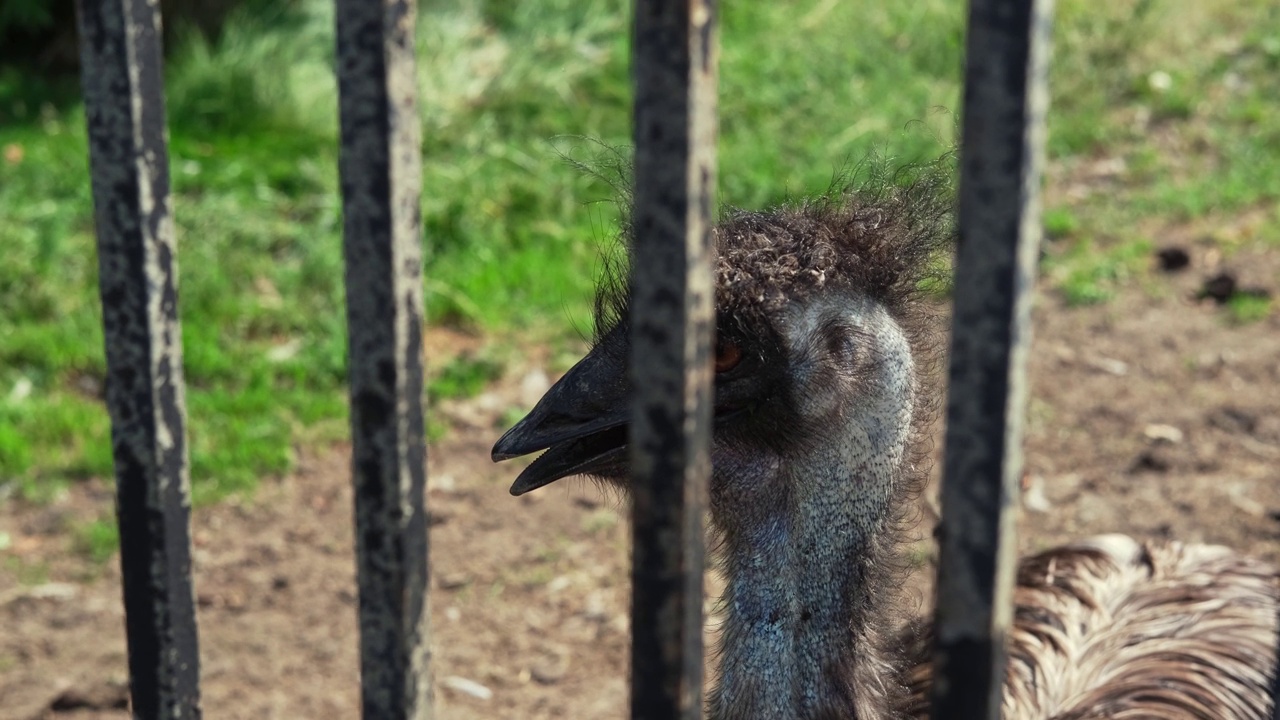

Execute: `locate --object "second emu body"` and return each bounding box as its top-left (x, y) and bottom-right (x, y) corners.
top-left (492, 178), bottom-right (1280, 719)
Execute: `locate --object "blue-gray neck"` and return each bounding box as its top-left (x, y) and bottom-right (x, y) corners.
top-left (707, 302), bottom-right (916, 720)
top-left (708, 459), bottom-right (900, 720)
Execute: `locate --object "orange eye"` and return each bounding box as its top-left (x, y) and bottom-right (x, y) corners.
top-left (714, 340), bottom-right (742, 373)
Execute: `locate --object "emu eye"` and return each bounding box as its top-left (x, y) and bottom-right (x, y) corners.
top-left (714, 340), bottom-right (743, 373)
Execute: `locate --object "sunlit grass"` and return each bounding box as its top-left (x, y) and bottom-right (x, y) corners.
top-left (1226, 294), bottom-right (1273, 325)
top-left (1, 0), bottom-right (1277, 502)
top-left (1045, 237), bottom-right (1155, 306)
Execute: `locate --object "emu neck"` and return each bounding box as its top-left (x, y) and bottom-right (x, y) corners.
top-left (710, 456), bottom-right (900, 720)
top-left (709, 301), bottom-right (915, 720)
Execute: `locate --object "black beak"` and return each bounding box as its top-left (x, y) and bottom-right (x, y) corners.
top-left (491, 344), bottom-right (629, 496)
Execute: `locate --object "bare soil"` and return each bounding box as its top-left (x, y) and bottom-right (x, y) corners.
top-left (2, 233), bottom-right (1278, 720)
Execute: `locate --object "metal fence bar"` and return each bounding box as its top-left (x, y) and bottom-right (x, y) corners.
top-left (931, 0), bottom-right (1054, 718)
top-left (1273, 610), bottom-right (1280, 716)
top-left (628, 1), bottom-right (718, 718)
top-left (1274, 645), bottom-right (1280, 720)
top-left (1273, 619), bottom-right (1280, 720)
top-left (74, 0), bottom-right (202, 717)
top-left (335, 0), bottom-right (431, 717)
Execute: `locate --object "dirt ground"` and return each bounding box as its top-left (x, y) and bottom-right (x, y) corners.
top-left (2, 226), bottom-right (1279, 719)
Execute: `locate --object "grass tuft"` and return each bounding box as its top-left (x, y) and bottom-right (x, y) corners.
top-left (1047, 238), bottom-right (1154, 307)
top-left (72, 518), bottom-right (120, 564)
top-left (1225, 294), bottom-right (1273, 325)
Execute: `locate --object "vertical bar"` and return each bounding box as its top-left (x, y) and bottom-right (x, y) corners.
top-left (74, 0), bottom-right (202, 718)
top-left (1272, 631), bottom-right (1280, 720)
top-left (628, 1), bottom-right (717, 719)
top-left (335, 0), bottom-right (430, 718)
top-left (931, 0), bottom-right (1053, 718)
top-left (1274, 658), bottom-right (1280, 720)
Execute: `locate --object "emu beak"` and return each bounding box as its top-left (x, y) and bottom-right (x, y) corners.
top-left (491, 345), bottom-right (629, 496)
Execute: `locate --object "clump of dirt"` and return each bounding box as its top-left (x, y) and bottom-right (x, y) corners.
top-left (1, 236), bottom-right (1277, 720)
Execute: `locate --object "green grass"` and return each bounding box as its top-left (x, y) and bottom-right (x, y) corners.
top-left (1226, 294), bottom-right (1274, 325)
top-left (1, 0), bottom-right (1278, 502)
top-left (72, 517), bottom-right (120, 564)
top-left (1046, 237), bottom-right (1155, 306)
top-left (2, 555), bottom-right (48, 586)
top-left (430, 354), bottom-right (507, 402)
top-left (1043, 207), bottom-right (1081, 240)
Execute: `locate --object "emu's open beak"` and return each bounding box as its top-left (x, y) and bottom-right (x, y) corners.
top-left (491, 345), bottom-right (629, 496)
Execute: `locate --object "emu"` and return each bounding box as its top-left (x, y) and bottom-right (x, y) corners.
top-left (491, 176), bottom-right (1280, 719)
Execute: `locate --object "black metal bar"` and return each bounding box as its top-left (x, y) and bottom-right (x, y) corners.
top-left (628, 1), bottom-right (718, 719)
top-left (1269, 645), bottom-right (1280, 717)
top-left (931, 0), bottom-right (1053, 718)
top-left (335, 0), bottom-right (431, 718)
top-left (1272, 625), bottom-right (1280, 720)
top-left (74, 1), bottom-right (202, 718)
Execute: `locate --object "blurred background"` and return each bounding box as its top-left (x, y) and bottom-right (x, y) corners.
top-left (1, 1), bottom-right (1278, 718)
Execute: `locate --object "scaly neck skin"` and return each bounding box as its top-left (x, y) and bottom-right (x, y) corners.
top-left (709, 302), bottom-right (916, 720)
top-left (710, 452), bottom-right (901, 720)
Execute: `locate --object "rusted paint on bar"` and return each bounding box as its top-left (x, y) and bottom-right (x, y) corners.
top-left (931, 0), bottom-right (1053, 718)
top-left (629, 1), bottom-right (718, 718)
top-left (335, 0), bottom-right (431, 718)
top-left (75, 0), bottom-right (202, 717)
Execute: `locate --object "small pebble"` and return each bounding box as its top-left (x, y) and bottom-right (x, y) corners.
top-left (530, 645), bottom-right (570, 685)
top-left (1084, 356), bottom-right (1128, 376)
top-left (1022, 475), bottom-right (1052, 513)
top-left (1143, 423), bottom-right (1183, 444)
top-left (437, 572), bottom-right (471, 590)
top-left (443, 676), bottom-right (493, 701)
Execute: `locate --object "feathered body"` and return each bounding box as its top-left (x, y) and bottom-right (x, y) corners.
top-left (492, 161), bottom-right (1280, 719)
top-left (902, 534), bottom-right (1279, 719)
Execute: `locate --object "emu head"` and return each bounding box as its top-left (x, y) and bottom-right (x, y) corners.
top-left (492, 172), bottom-right (952, 538)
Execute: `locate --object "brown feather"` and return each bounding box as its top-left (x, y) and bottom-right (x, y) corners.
top-left (899, 534), bottom-right (1280, 719)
